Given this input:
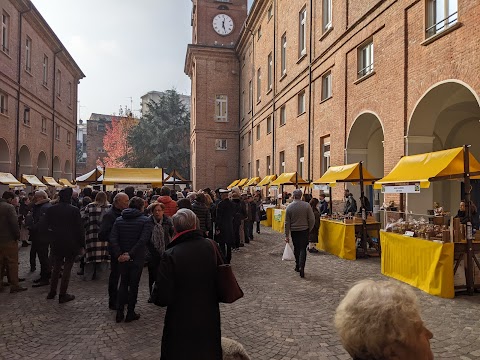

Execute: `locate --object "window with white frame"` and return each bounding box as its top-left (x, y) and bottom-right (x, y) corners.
top-left (55, 124), bottom-right (60, 140)
top-left (321, 136), bottom-right (331, 175)
top-left (67, 131), bottom-right (71, 145)
top-left (256, 124), bottom-right (261, 140)
top-left (216, 139), bottom-right (227, 150)
top-left (268, 52), bottom-right (273, 91)
top-left (215, 95), bottom-right (228, 122)
top-left (248, 80), bottom-right (253, 112)
top-left (267, 156), bottom-right (271, 175)
top-left (358, 41), bottom-right (374, 78)
top-left (267, 116), bottom-right (272, 134)
top-left (268, 4), bottom-right (273, 20)
top-left (298, 91), bottom-right (305, 114)
top-left (23, 107), bottom-right (30, 126)
top-left (56, 69), bottom-right (62, 97)
top-left (41, 117), bottom-right (47, 133)
top-left (279, 151), bottom-right (285, 174)
top-left (25, 37), bottom-right (32, 72)
top-left (281, 33), bottom-right (287, 76)
top-left (280, 105), bottom-right (286, 126)
top-left (248, 131), bottom-right (252, 146)
top-left (297, 144), bottom-right (305, 178)
top-left (257, 68), bottom-right (261, 102)
top-left (426, 0), bottom-right (458, 37)
top-left (321, 71), bottom-right (332, 101)
top-left (299, 8), bottom-right (307, 57)
top-left (256, 159), bottom-right (260, 177)
top-left (1, 12), bottom-right (9, 54)
top-left (42, 55), bottom-right (48, 86)
top-left (0, 92), bottom-right (7, 115)
top-left (322, 0), bottom-right (332, 33)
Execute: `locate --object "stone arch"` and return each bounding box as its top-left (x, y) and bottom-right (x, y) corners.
top-left (36, 152), bottom-right (49, 178)
top-left (53, 156), bottom-right (61, 179)
top-left (64, 160), bottom-right (72, 180)
top-left (0, 138), bottom-right (11, 173)
top-left (19, 145), bottom-right (32, 175)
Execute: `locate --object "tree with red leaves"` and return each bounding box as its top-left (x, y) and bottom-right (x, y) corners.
top-left (100, 115), bottom-right (138, 168)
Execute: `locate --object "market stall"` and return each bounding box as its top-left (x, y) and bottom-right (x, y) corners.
top-left (75, 167), bottom-right (104, 185)
top-left (58, 178), bottom-right (75, 187)
top-left (258, 174), bottom-right (277, 202)
top-left (102, 167), bottom-right (164, 188)
top-left (312, 163), bottom-right (381, 259)
top-left (0, 172), bottom-right (25, 191)
top-left (375, 146), bottom-right (480, 297)
top-left (22, 174), bottom-right (47, 189)
top-left (227, 179), bottom-right (240, 189)
top-left (236, 178), bottom-right (249, 189)
top-left (43, 176), bottom-right (63, 189)
top-left (164, 169), bottom-right (192, 191)
top-left (246, 177), bottom-right (261, 188)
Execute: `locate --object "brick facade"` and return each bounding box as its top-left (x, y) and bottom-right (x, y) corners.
top-left (0, 0), bottom-right (84, 182)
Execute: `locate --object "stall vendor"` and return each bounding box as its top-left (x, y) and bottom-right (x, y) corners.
top-left (455, 201), bottom-right (479, 229)
top-left (433, 202), bottom-right (444, 216)
top-left (343, 190), bottom-right (357, 215)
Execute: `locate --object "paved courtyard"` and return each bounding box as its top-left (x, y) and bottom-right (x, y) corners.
top-left (1, 226), bottom-right (480, 359)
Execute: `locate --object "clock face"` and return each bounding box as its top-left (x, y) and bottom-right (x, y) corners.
top-left (213, 14), bottom-right (234, 36)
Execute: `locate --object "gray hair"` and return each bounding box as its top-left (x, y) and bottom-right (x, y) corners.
top-left (34, 190), bottom-right (48, 199)
top-left (113, 192), bottom-right (129, 205)
top-left (334, 280), bottom-right (423, 359)
top-left (172, 208), bottom-right (197, 233)
top-left (292, 189), bottom-right (303, 199)
top-left (186, 192), bottom-right (196, 202)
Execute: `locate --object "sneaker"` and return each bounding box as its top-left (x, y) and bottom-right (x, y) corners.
top-left (116, 310), bottom-right (124, 323)
top-left (10, 286), bottom-right (28, 293)
top-left (58, 294), bottom-right (75, 304)
top-left (299, 268), bottom-right (305, 278)
top-left (46, 292), bottom-right (56, 300)
top-left (125, 312), bottom-right (140, 323)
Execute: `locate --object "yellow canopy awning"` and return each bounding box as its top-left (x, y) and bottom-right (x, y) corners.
top-left (270, 172), bottom-right (309, 186)
top-left (246, 177), bottom-right (261, 186)
top-left (237, 178), bottom-right (249, 187)
top-left (227, 179), bottom-right (240, 189)
top-left (258, 175), bottom-right (277, 186)
top-left (0, 173), bottom-right (25, 188)
top-left (313, 163), bottom-right (379, 186)
top-left (374, 147), bottom-right (480, 189)
top-left (43, 176), bottom-right (62, 187)
top-left (59, 179), bottom-right (74, 187)
top-left (102, 168), bottom-right (163, 187)
top-left (22, 174), bottom-right (46, 187)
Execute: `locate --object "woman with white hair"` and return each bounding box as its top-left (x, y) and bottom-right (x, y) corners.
top-left (334, 280), bottom-right (434, 360)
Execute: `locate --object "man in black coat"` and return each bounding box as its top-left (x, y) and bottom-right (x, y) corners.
top-left (44, 188), bottom-right (85, 303)
top-left (155, 209), bottom-right (222, 360)
top-left (215, 189), bottom-right (235, 264)
top-left (110, 197), bottom-right (153, 323)
top-left (244, 194), bottom-right (257, 244)
top-left (98, 193), bottom-right (129, 310)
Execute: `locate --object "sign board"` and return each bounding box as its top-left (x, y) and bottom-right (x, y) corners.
top-left (313, 184), bottom-right (329, 191)
top-left (115, 184), bottom-right (151, 191)
top-left (255, 186), bottom-right (261, 191)
top-left (404, 231), bottom-right (415, 237)
top-left (273, 209), bottom-right (283, 222)
top-left (270, 185), bottom-right (279, 190)
top-left (381, 184), bottom-right (420, 194)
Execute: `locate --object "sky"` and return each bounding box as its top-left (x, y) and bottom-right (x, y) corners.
top-left (32, 0), bottom-right (254, 120)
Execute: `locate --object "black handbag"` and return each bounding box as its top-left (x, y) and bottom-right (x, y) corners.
top-left (260, 209), bottom-right (267, 221)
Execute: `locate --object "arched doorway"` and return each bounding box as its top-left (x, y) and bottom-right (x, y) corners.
top-left (53, 156), bottom-right (61, 179)
top-left (36, 152), bottom-right (48, 178)
top-left (64, 160), bottom-right (72, 180)
top-left (346, 112), bottom-right (385, 210)
top-left (0, 138), bottom-right (11, 173)
top-left (19, 145), bottom-right (32, 175)
top-left (407, 80), bottom-right (480, 214)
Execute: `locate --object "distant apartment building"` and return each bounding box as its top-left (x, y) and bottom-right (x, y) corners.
top-left (140, 91), bottom-right (191, 115)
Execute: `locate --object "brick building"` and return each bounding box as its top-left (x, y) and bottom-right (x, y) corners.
top-left (186, 0), bottom-right (480, 213)
top-left (0, 0), bottom-right (85, 181)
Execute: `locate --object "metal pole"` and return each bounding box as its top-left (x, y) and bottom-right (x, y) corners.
top-left (359, 162), bottom-right (368, 255)
top-left (329, 186), bottom-right (333, 215)
top-left (464, 145), bottom-right (474, 295)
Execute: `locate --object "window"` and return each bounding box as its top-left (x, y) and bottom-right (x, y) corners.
top-left (256, 159), bottom-right (260, 177)
top-left (41, 117), bottom-right (47, 133)
top-left (215, 95), bottom-right (228, 122)
top-left (25, 37), bottom-right (32, 72)
top-left (241, 135), bottom-right (245, 150)
top-left (297, 145), bottom-right (305, 178)
top-left (267, 116), bottom-right (272, 134)
top-left (256, 124), bottom-right (261, 141)
top-left (279, 151), bottom-right (285, 174)
top-left (280, 105), bottom-right (286, 126)
top-left (358, 41), bottom-right (374, 78)
top-left (97, 124), bottom-right (105, 132)
top-left (0, 92), bottom-right (7, 115)
top-left (281, 33), bottom-right (287, 76)
top-left (267, 156), bottom-right (271, 175)
top-left (267, 52), bottom-right (273, 91)
top-left (42, 55), bottom-right (48, 86)
top-left (23, 107), bottom-right (30, 126)
top-left (248, 131), bottom-right (252, 146)
top-left (321, 71), bottom-right (332, 101)
top-left (322, 0), bottom-right (332, 32)
top-left (257, 26), bottom-right (262, 40)
top-left (257, 68), bottom-right (261, 102)
top-left (55, 125), bottom-right (60, 140)
top-left (298, 91), bottom-right (305, 114)
top-left (68, 82), bottom-right (72, 107)
top-left (248, 162), bottom-right (251, 178)
top-left (248, 80), bottom-right (253, 112)
top-left (216, 139), bottom-right (227, 150)
top-left (67, 131), bottom-right (71, 145)
top-left (321, 137), bottom-right (331, 175)
top-left (268, 4), bottom-right (273, 20)
top-left (96, 147), bottom-right (106, 153)
top-left (56, 69), bottom-right (61, 97)
top-left (426, 0), bottom-right (458, 37)
top-left (299, 8), bottom-right (307, 57)
top-left (1, 12), bottom-right (9, 54)
top-left (241, 90), bottom-right (245, 119)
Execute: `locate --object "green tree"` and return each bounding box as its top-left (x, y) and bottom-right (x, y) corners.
top-left (127, 89), bottom-right (190, 177)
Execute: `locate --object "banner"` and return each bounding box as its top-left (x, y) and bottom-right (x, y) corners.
top-left (381, 184), bottom-right (420, 194)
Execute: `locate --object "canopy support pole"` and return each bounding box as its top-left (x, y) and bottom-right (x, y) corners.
top-left (329, 186), bottom-right (333, 215)
top-left (359, 162), bottom-right (368, 255)
top-left (464, 145), bottom-right (475, 295)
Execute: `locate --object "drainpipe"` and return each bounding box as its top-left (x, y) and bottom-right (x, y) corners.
top-left (272, 0), bottom-right (277, 174)
top-left (51, 48), bottom-right (63, 177)
top-left (15, 7), bottom-right (32, 178)
top-left (307, 0), bottom-right (313, 182)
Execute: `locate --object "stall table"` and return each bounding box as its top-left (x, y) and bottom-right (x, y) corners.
top-left (272, 209), bottom-right (286, 233)
top-left (261, 207), bottom-right (274, 227)
top-left (380, 231), bottom-right (454, 298)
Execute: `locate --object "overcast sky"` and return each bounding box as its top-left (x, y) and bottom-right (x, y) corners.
top-left (32, 0), bottom-right (254, 120)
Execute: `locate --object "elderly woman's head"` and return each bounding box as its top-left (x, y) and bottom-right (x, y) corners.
top-left (334, 280), bottom-right (433, 360)
top-left (148, 202), bottom-right (165, 221)
top-left (172, 209), bottom-right (197, 233)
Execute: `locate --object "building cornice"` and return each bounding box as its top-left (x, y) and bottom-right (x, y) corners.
top-left (236, 0), bottom-right (269, 54)
top-left (184, 44), bottom-right (237, 77)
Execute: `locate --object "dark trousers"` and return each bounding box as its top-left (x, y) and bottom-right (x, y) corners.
top-left (233, 223), bottom-right (241, 249)
top-left (147, 258), bottom-right (160, 294)
top-left (256, 221), bottom-right (261, 233)
top-left (118, 261), bottom-right (143, 313)
top-left (37, 241), bottom-right (51, 280)
top-left (219, 242), bottom-right (232, 264)
top-left (0, 242), bottom-right (20, 289)
top-left (244, 220), bottom-right (253, 242)
top-left (108, 256), bottom-right (120, 307)
top-left (291, 230), bottom-right (309, 270)
top-left (50, 254), bottom-right (75, 296)
top-left (30, 239), bottom-right (38, 269)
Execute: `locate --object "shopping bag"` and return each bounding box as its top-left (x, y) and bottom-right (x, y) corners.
top-left (282, 243), bottom-right (295, 261)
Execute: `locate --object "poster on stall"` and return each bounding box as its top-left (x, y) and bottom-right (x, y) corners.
top-left (381, 183), bottom-right (420, 194)
top-left (273, 209), bottom-right (283, 222)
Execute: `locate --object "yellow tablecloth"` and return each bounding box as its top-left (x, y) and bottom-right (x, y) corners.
top-left (317, 219), bottom-right (356, 260)
top-left (261, 207), bottom-right (273, 227)
top-left (380, 231), bottom-right (454, 299)
top-left (272, 209), bottom-right (286, 233)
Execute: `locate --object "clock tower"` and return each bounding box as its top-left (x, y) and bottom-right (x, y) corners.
top-left (185, 0), bottom-right (248, 190)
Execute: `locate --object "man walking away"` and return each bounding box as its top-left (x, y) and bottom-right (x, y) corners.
top-left (110, 197), bottom-right (153, 323)
top-left (285, 189), bottom-right (315, 278)
top-left (0, 192), bottom-right (27, 293)
top-left (45, 188), bottom-right (85, 303)
top-left (244, 195), bottom-right (256, 243)
top-left (215, 189), bottom-right (235, 264)
top-left (99, 193), bottom-right (129, 310)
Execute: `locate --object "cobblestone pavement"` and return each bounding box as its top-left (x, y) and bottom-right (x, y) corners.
top-left (1, 226), bottom-right (480, 359)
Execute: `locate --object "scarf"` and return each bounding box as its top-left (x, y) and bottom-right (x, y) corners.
top-left (151, 216), bottom-right (166, 255)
